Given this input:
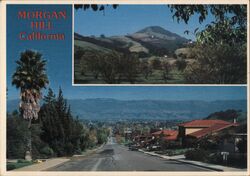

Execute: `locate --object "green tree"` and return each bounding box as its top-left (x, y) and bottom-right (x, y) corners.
top-left (99, 51), bottom-right (122, 83)
top-left (140, 60), bottom-right (153, 80)
top-left (7, 113), bottom-right (29, 159)
top-left (40, 88), bottom-right (89, 156)
top-left (12, 50), bottom-right (49, 127)
top-left (184, 43), bottom-right (246, 83)
top-left (150, 58), bottom-right (161, 70)
top-left (175, 59), bottom-right (187, 71)
top-left (12, 50), bottom-right (49, 160)
top-left (161, 61), bottom-right (172, 83)
top-left (169, 5), bottom-right (247, 84)
top-left (169, 5), bottom-right (247, 42)
top-left (120, 54), bottom-right (140, 83)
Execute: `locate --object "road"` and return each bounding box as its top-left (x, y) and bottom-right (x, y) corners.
top-left (48, 137), bottom-right (212, 171)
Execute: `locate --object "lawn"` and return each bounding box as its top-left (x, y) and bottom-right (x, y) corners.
top-left (7, 160), bottom-right (34, 171)
top-left (74, 66), bottom-right (186, 84)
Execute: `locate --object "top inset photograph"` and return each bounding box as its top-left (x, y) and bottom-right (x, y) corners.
top-left (73, 5), bottom-right (247, 84)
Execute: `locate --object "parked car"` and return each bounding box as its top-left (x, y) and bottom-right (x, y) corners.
top-left (129, 145), bottom-right (139, 151)
top-left (148, 145), bottom-right (161, 151)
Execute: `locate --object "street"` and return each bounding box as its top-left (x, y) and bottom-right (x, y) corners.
top-left (48, 137), bottom-right (212, 171)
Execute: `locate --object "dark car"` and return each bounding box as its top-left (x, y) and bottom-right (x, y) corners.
top-left (129, 145), bottom-right (139, 151)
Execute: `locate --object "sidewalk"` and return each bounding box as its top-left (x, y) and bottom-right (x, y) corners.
top-left (139, 149), bottom-right (247, 172)
top-left (12, 144), bottom-right (105, 171)
top-left (13, 158), bottom-right (70, 171)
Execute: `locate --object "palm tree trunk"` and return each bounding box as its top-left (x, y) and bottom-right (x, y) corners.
top-left (25, 119), bottom-right (32, 161)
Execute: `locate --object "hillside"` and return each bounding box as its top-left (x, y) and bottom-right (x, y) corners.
top-left (129, 26), bottom-right (188, 52)
top-left (8, 99), bottom-right (247, 121)
top-left (74, 26), bottom-right (189, 57)
top-left (204, 109), bottom-right (247, 124)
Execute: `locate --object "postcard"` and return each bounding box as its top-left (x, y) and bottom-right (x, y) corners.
top-left (0, 1), bottom-right (249, 176)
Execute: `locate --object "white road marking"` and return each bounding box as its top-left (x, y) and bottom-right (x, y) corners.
top-left (91, 158), bottom-right (103, 171)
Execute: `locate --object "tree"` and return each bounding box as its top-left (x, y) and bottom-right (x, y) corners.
top-left (12, 50), bottom-right (49, 160)
top-left (81, 51), bottom-right (102, 79)
top-left (184, 43), bottom-right (246, 83)
top-left (75, 4), bottom-right (118, 11)
top-left (150, 58), bottom-right (161, 70)
top-left (161, 61), bottom-right (172, 83)
top-left (140, 60), bottom-right (153, 80)
top-left (98, 51), bottom-right (121, 83)
top-left (175, 59), bottom-right (187, 71)
top-left (168, 5), bottom-right (247, 84)
top-left (7, 113), bottom-right (29, 159)
top-left (168, 5), bottom-right (247, 43)
top-left (120, 54), bottom-right (140, 83)
top-left (12, 50), bottom-right (49, 126)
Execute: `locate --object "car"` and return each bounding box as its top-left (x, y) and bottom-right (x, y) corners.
top-left (129, 145), bottom-right (139, 151)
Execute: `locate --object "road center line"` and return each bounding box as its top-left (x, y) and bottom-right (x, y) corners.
top-left (91, 158), bottom-right (103, 171)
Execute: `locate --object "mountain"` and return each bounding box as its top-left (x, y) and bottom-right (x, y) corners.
top-left (130, 26), bottom-right (187, 44)
top-left (7, 99), bottom-right (247, 121)
top-left (74, 26), bottom-right (189, 57)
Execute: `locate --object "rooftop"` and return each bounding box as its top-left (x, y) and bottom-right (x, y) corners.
top-left (152, 129), bottom-right (178, 136)
top-left (187, 123), bottom-right (238, 138)
top-left (178, 120), bottom-right (232, 128)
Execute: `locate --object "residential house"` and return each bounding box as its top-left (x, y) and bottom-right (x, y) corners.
top-left (151, 129), bottom-right (178, 141)
top-left (178, 119), bottom-right (238, 147)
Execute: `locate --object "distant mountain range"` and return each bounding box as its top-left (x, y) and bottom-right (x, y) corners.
top-left (7, 99), bottom-right (247, 120)
top-left (74, 26), bottom-right (189, 56)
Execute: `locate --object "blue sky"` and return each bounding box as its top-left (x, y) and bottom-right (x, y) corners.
top-left (74, 5), bottom-right (214, 40)
top-left (7, 5), bottom-right (247, 102)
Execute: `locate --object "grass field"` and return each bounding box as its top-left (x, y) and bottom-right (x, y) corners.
top-left (74, 64), bottom-right (186, 84)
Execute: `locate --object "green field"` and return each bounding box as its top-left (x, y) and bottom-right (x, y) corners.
top-left (74, 64), bottom-right (185, 84)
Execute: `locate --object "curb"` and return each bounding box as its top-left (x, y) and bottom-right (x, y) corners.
top-left (138, 149), bottom-right (223, 172)
top-left (170, 159), bottom-right (223, 171)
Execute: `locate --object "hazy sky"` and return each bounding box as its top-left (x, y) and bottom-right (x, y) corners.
top-left (74, 5), bottom-right (214, 40)
top-left (7, 5), bottom-right (247, 102)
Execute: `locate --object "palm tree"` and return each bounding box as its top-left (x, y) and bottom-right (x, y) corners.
top-left (12, 50), bottom-right (49, 159)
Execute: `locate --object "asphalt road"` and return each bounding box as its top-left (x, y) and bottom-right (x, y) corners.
top-left (48, 137), bottom-right (212, 171)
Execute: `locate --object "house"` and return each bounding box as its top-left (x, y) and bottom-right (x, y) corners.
top-left (178, 120), bottom-right (238, 146)
top-left (151, 129), bottom-right (178, 141)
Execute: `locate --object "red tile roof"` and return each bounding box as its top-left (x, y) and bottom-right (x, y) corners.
top-left (187, 123), bottom-right (238, 138)
top-left (152, 130), bottom-right (177, 136)
top-left (152, 130), bottom-right (178, 141)
top-left (163, 131), bottom-right (178, 141)
top-left (178, 120), bottom-right (231, 128)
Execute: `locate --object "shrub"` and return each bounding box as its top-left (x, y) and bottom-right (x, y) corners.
top-left (17, 159), bottom-right (30, 163)
top-left (7, 163), bottom-right (16, 171)
top-left (40, 146), bottom-right (54, 158)
top-left (237, 139), bottom-right (247, 153)
top-left (185, 148), bottom-right (209, 162)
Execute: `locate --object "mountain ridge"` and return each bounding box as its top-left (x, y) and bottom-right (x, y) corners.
top-left (74, 25), bottom-right (189, 56)
top-left (7, 99), bottom-right (247, 120)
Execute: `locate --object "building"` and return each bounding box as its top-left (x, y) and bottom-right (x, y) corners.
top-left (151, 129), bottom-right (178, 141)
top-left (178, 120), bottom-right (238, 146)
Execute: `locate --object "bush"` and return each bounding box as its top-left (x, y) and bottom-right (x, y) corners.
top-left (7, 161), bottom-right (33, 171)
top-left (237, 139), bottom-right (247, 153)
top-left (185, 148), bottom-right (210, 162)
top-left (40, 146), bottom-right (54, 158)
top-left (7, 163), bottom-right (16, 170)
top-left (17, 159), bottom-right (30, 163)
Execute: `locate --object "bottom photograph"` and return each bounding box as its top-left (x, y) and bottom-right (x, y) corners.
top-left (6, 86), bottom-right (247, 172)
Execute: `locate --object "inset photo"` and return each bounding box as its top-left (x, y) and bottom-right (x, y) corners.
top-left (74, 5), bottom-right (247, 84)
